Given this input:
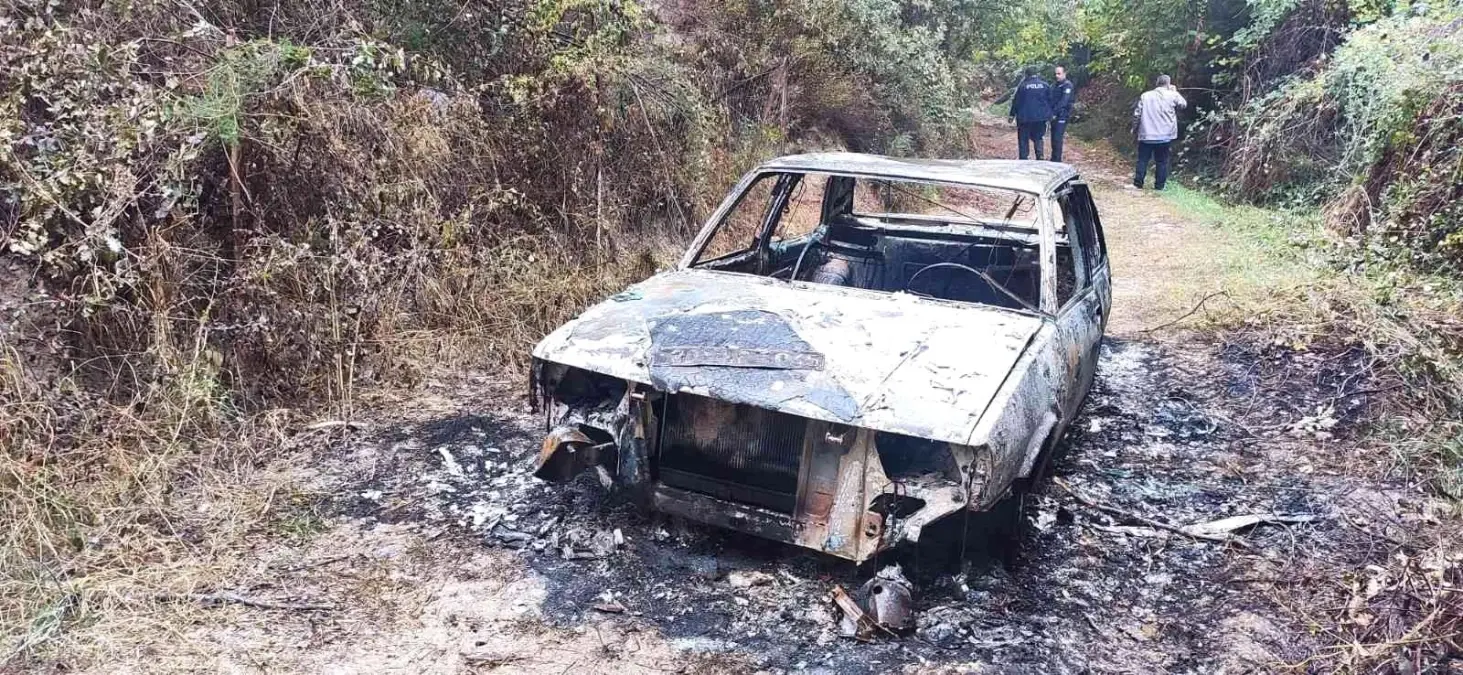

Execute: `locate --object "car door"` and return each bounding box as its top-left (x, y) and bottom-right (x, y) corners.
top-left (1070, 182), bottom-right (1111, 326)
top-left (1050, 183), bottom-right (1104, 420)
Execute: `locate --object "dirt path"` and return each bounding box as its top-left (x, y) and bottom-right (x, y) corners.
top-left (87, 123), bottom-right (1435, 674)
top-left (967, 119), bottom-right (1249, 337)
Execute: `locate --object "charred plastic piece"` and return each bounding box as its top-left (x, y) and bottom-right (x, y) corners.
top-left (528, 153), bottom-right (1112, 562)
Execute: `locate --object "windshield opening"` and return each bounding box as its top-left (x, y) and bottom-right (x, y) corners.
top-left (688, 171), bottom-right (1057, 314)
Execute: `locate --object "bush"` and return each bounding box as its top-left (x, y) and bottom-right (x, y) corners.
top-left (1214, 4), bottom-right (1463, 273)
top-left (0, 1), bottom-right (991, 660)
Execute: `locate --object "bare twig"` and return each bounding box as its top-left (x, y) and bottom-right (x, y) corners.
top-left (1054, 478), bottom-right (1254, 548)
top-left (157, 592), bottom-right (334, 612)
top-left (303, 419), bottom-right (368, 432)
top-left (271, 553), bottom-right (355, 572)
top-left (1140, 290), bottom-right (1231, 333)
top-left (1324, 383), bottom-right (1405, 406)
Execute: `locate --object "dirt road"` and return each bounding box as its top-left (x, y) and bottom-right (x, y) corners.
top-left (100, 123), bottom-right (1437, 673)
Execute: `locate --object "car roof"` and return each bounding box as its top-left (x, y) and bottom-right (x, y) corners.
top-left (757, 152), bottom-right (1079, 196)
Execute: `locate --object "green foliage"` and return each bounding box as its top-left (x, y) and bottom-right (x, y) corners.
top-left (1320, 8), bottom-right (1462, 172)
top-left (979, 0), bottom-right (1211, 89)
top-left (804, 0), bottom-right (961, 134)
top-left (991, 0), bottom-right (1080, 66)
top-left (658, 0), bottom-right (983, 153)
top-left (1080, 0), bottom-right (1203, 88)
top-left (180, 41), bottom-right (299, 145)
top-left (1217, 2), bottom-right (1463, 271)
top-left (1, 24), bottom-right (176, 286)
top-left (1231, 0), bottom-right (1304, 50)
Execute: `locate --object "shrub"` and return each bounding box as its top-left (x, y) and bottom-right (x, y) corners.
top-left (1215, 3), bottom-right (1463, 273)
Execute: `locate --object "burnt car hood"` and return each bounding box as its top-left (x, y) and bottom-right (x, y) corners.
top-left (532, 269), bottom-right (1045, 445)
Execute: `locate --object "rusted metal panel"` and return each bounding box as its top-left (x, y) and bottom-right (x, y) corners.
top-left (642, 422), bottom-right (976, 563)
top-left (966, 326), bottom-right (1065, 508)
top-left (652, 484), bottom-right (799, 542)
top-left (758, 153), bottom-right (1078, 196)
top-left (533, 426), bottom-right (609, 481)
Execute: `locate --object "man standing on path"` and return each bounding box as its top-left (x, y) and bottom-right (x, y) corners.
top-left (1132, 74), bottom-right (1187, 189)
top-left (1009, 65), bottom-right (1054, 160)
top-left (1050, 65), bottom-right (1075, 163)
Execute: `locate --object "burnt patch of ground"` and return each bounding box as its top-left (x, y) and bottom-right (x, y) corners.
top-left (297, 334), bottom-right (1447, 673)
top-left (1217, 339), bottom-right (1382, 440)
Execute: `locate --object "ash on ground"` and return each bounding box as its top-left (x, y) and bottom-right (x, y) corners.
top-left (321, 339), bottom-right (1400, 673)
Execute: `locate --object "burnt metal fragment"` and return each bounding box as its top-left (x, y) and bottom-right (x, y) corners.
top-left (859, 565), bottom-right (915, 633)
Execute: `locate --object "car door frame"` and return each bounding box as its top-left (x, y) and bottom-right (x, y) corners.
top-left (1047, 180), bottom-right (1105, 424)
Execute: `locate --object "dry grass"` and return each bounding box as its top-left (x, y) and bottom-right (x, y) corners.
top-left (0, 353), bottom-right (300, 667)
top-left (0, 226), bottom-right (681, 666)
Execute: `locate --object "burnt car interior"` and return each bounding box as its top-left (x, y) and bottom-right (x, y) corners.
top-left (692, 172), bottom-right (1078, 313)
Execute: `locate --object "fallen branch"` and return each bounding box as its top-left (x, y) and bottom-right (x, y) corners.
top-left (1324, 383), bottom-right (1405, 406)
top-left (304, 419), bottom-right (368, 432)
top-left (1054, 478), bottom-right (1253, 548)
top-left (1181, 513), bottom-right (1317, 537)
top-left (158, 592), bottom-right (334, 612)
top-left (1139, 290), bottom-right (1230, 333)
top-left (272, 553), bottom-right (356, 572)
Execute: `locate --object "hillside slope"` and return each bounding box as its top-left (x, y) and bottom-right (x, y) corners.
top-left (7, 121), bottom-right (1455, 674)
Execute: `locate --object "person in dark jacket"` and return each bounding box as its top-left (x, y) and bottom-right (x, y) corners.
top-left (1050, 65), bottom-right (1076, 163)
top-left (1008, 65), bottom-right (1054, 160)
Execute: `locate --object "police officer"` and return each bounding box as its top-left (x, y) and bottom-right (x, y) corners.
top-left (1050, 65), bottom-right (1075, 163)
top-left (1008, 65), bottom-right (1054, 160)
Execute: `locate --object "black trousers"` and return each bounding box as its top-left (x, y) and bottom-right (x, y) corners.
top-left (1135, 141), bottom-right (1172, 189)
top-left (1050, 119), bottom-right (1068, 163)
top-left (1017, 121), bottom-right (1046, 160)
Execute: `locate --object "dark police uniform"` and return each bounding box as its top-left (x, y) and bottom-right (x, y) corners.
top-left (1050, 79), bottom-right (1075, 163)
top-left (1009, 75), bottom-right (1054, 160)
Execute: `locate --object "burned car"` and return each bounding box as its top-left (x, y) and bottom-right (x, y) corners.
top-left (530, 154), bottom-right (1110, 563)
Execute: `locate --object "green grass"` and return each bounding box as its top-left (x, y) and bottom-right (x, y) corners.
top-left (1156, 183), bottom-right (1328, 328)
top-left (1160, 182), bottom-right (1316, 254)
top-left (273, 494), bottom-right (329, 541)
top-left (1161, 181), bottom-right (1463, 488)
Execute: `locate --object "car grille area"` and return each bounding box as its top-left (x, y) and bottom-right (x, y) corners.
top-left (658, 394), bottom-right (806, 513)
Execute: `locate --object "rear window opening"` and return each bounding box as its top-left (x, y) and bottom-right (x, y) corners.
top-left (689, 171), bottom-right (1076, 314)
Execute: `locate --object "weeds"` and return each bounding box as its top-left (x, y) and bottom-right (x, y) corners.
top-left (1162, 183), bottom-right (1463, 487)
top-left (1, 0), bottom-right (987, 666)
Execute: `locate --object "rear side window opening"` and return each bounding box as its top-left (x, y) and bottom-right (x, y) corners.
top-left (689, 171), bottom-right (1066, 314)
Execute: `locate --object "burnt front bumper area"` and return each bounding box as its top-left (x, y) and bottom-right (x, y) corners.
top-left (658, 394), bottom-right (805, 514)
top-left (533, 366), bottom-right (987, 563)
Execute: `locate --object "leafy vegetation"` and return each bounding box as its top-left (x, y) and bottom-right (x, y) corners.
top-left (0, 0), bottom-right (990, 664)
top-left (3, 0), bottom-right (1461, 668)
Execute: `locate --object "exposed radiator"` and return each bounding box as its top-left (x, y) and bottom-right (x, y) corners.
top-left (658, 394), bottom-right (807, 513)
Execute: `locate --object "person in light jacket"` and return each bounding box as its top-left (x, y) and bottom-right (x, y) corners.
top-left (1132, 74), bottom-right (1187, 190)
